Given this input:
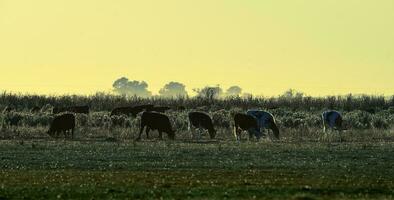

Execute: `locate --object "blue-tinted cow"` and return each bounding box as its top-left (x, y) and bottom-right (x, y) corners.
top-left (246, 110), bottom-right (279, 139)
top-left (322, 110), bottom-right (343, 132)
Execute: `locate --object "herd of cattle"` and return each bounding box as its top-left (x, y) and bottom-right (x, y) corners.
top-left (2, 105), bottom-right (343, 141)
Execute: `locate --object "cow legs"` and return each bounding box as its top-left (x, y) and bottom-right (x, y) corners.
top-left (145, 127), bottom-right (151, 139)
top-left (233, 126), bottom-right (239, 141)
top-left (197, 128), bottom-right (203, 140)
top-left (137, 125), bottom-right (145, 141)
top-left (71, 128), bottom-right (74, 140)
top-left (190, 126), bottom-right (195, 139)
top-left (248, 128), bottom-right (259, 141)
top-left (158, 131), bottom-right (163, 140)
top-left (234, 127), bottom-right (242, 142)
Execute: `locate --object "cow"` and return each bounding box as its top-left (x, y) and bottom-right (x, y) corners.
top-left (188, 111), bottom-right (216, 139)
top-left (137, 111), bottom-right (175, 141)
top-left (30, 106), bottom-right (41, 113)
top-left (246, 110), bottom-right (280, 139)
top-left (233, 113), bottom-right (260, 141)
top-left (147, 106), bottom-right (171, 113)
top-left (110, 104), bottom-right (153, 117)
top-left (47, 113), bottom-right (75, 139)
top-left (53, 105), bottom-right (89, 114)
top-left (322, 110), bottom-right (343, 132)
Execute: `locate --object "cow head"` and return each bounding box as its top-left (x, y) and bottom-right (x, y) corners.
top-left (168, 129), bottom-right (176, 140)
top-left (208, 128), bottom-right (216, 139)
top-left (47, 129), bottom-right (55, 138)
top-left (270, 122), bottom-right (280, 139)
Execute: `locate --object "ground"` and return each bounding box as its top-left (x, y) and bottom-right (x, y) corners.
top-left (0, 138), bottom-right (393, 199)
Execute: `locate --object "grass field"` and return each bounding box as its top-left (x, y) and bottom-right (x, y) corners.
top-left (1, 94), bottom-right (394, 199)
top-left (0, 137), bottom-right (393, 199)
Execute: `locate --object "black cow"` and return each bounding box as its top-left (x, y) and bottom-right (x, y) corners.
top-left (53, 106), bottom-right (89, 114)
top-left (188, 111), bottom-right (216, 139)
top-left (137, 111), bottom-right (175, 140)
top-left (110, 104), bottom-right (153, 117)
top-left (233, 113), bottom-right (260, 141)
top-left (47, 113), bottom-right (75, 139)
top-left (30, 106), bottom-right (41, 113)
top-left (147, 106), bottom-right (171, 113)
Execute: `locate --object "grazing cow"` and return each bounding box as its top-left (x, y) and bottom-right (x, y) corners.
top-left (233, 113), bottom-right (260, 141)
top-left (246, 110), bottom-right (280, 139)
top-left (322, 110), bottom-right (343, 132)
top-left (30, 106), bottom-right (41, 113)
top-left (53, 106), bottom-right (89, 114)
top-left (188, 111), bottom-right (216, 139)
top-left (47, 113), bottom-right (75, 139)
top-left (110, 104), bottom-right (153, 117)
top-left (147, 106), bottom-right (171, 113)
top-left (137, 111), bottom-right (175, 140)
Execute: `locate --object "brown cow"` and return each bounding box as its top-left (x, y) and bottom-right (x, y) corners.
top-left (233, 113), bottom-right (260, 141)
top-left (137, 111), bottom-right (175, 141)
top-left (188, 111), bottom-right (216, 139)
top-left (47, 113), bottom-right (76, 139)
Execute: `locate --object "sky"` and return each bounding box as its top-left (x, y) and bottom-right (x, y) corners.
top-left (0, 0), bottom-right (393, 96)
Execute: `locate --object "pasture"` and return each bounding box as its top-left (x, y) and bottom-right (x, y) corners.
top-left (0, 139), bottom-right (393, 199)
top-left (1, 93), bottom-right (394, 199)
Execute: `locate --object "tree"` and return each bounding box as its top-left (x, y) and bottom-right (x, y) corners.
top-left (159, 82), bottom-right (188, 98)
top-left (225, 86), bottom-right (242, 97)
top-left (193, 85), bottom-right (223, 100)
top-left (112, 77), bottom-right (152, 97)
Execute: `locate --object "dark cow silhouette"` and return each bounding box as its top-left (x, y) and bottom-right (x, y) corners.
top-left (30, 106), bottom-right (41, 113)
top-left (322, 110), bottom-right (343, 132)
top-left (247, 110), bottom-right (279, 139)
top-left (233, 113), bottom-right (260, 141)
top-left (47, 113), bottom-right (75, 139)
top-left (188, 111), bottom-right (216, 139)
top-left (137, 111), bottom-right (175, 140)
top-left (110, 104), bottom-right (153, 117)
top-left (53, 106), bottom-right (89, 114)
top-left (147, 106), bottom-right (171, 113)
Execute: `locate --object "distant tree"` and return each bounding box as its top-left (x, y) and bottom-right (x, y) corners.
top-left (225, 86), bottom-right (242, 97)
top-left (112, 77), bottom-right (152, 97)
top-left (280, 89), bottom-right (304, 99)
top-left (193, 85), bottom-right (223, 100)
top-left (159, 82), bottom-right (188, 98)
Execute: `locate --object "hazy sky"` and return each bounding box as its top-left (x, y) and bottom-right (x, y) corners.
top-left (0, 0), bottom-right (393, 96)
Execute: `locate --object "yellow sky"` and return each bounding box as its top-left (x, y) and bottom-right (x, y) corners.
top-left (0, 0), bottom-right (393, 96)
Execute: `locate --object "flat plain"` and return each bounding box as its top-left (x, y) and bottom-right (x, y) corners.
top-left (0, 137), bottom-right (393, 199)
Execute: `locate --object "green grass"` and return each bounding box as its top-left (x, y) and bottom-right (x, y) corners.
top-left (0, 139), bottom-right (393, 199)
